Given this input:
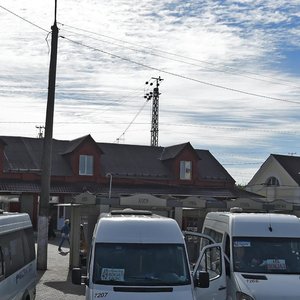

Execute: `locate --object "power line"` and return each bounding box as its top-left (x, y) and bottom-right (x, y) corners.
top-left (2, 5), bottom-right (298, 90)
top-left (1, 121), bottom-right (299, 137)
top-left (0, 4), bottom-right (49, 33)
top-left (114, 99), bottom-right (150, 143)
top-left (61, 35), bottom-right (300, 105)
top-left (2, 5), bottom-right (299, 94)
top-left (58, 23), bottom-right (300, 89)
top-left (222, 162), bottom-right (263, 166)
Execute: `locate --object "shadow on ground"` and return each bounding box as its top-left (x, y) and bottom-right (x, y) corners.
top-left (43, 278), bottom-right (85, 296)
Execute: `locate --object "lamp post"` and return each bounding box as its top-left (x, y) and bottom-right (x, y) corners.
top-left (106, 173), bottom-right (113, 199)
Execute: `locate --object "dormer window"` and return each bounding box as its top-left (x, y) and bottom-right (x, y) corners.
top-left (180, 161), bottom-right (192, 180)
top-left (265, 176), bottom-right (279, 186)
top-left (79, 155), bottom-right (94, 176)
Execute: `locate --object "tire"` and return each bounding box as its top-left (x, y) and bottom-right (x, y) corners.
top-left (22, 290), bottom-right (30, 300)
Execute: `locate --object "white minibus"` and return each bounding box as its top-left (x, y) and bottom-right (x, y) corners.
top-left (72, 209), bottom-right (227, 300)
top-left (0, 211), bottom-right (36, 300)
top-left (202, 209), bottom-right (300, 300)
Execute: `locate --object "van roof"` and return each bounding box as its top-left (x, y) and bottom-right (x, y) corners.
top-left (94, 211), bottom-right (184, 244)
top-left (206, 212), bottom-right (300, 237)
top-left (0, 212), bottom-right (32, 234)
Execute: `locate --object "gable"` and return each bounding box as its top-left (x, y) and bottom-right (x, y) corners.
top-left (61, 134), bottom-right (103, 156)
top-left (247, 155), bottom-right (299, 187)
top-left (160, 142), bottom-right (200, 161)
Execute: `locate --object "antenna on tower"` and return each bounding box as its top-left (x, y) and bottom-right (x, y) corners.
top-left (36, 125), bottom-right (45, 138)
top-left (144, 76), bottom-right (163, 147)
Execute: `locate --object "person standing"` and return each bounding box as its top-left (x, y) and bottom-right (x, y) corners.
top-left (58, 219), bottom-right (70, 252)
top-left (48, 215), bottom-right (56, 240)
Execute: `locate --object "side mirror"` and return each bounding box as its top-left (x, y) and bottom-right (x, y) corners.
top-left (72, 268), bottom-right (88, 285)
top-left (194, 270), bottom-right (209, 288)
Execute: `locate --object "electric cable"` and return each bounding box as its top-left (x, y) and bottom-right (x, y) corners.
top-left (0, 4), bottom-right (49, 33)
top-left (61, 35), bottom-right (300, 105)
top-left (59, 22), bottom-right (300, 89)
top-left (114, 99), bottom-right (150, 143)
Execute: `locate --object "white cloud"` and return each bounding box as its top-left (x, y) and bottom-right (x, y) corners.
top-left (0, 0), bottom-right (299, 184)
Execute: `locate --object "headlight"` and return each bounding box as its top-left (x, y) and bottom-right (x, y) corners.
top-left (236, 291), bottom-right (255, 300)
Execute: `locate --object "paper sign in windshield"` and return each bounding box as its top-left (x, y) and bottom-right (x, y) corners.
top-left (264, 259), bottom-right (286, 270)
top-left (234, 241), bottom-right (251, 247)
top-left (101, 268), bottom-right (125, 281)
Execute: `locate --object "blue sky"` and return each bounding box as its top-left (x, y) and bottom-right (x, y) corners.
top-left (0, 0), bottom-right (300, 184)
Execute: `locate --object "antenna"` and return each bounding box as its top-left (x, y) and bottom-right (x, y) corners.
top-left (36, 126), bottom-right (45, 138)
top-left (268, 214), bottom-right (273, 232)
top-left (144, 76), bottom-right (163, 147)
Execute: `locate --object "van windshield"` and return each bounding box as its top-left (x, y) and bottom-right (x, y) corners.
top-left (233, 237), bottom-right (300, 274)
top-left (92, 243), bottom-right (191, 286)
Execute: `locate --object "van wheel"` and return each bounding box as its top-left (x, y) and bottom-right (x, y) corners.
top-left (22, 291), bottom-right (30, 300)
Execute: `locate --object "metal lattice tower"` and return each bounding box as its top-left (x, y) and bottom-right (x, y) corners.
top-left (145, 76), bottom-right (163, 147)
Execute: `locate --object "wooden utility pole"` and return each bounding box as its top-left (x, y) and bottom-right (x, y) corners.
top-left (37, 0), bottom-right (58, 270)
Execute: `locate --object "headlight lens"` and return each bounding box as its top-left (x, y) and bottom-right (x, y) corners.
top-left (236, 291), bottom-right (255, 300)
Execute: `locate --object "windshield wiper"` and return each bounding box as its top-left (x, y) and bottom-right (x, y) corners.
top-left (94, 279), bottom-right (124, 284)
top-left (127, 275), bottom-right (163, 282)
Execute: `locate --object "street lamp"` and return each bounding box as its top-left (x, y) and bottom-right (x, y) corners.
top-left (105, 173), bottom-right (113, 199)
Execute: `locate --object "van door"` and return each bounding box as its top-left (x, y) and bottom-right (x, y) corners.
top-left (183, 232), bottom-right (226, 300)
top-left (193, 244), bottom-right (226, 300)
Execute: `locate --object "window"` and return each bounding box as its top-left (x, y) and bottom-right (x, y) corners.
top-left (180, 161), bottom-right (192, 180)
top-left (22, 228), bottom-right (35, 264)
top-left (203, 228), bottom-right (223, 247)
top-left (93, 243), bottom-right (191, 286)
top-left (79, 155), bottom-right (94, 176)
top-left (2, 231), bottom-right (24, 277)
top-left (197, 246), bottom-right (222, 280)
top-left (265, 176), bottom-right (280, 186)
top-left (232, 237), bottom-right (300, 274)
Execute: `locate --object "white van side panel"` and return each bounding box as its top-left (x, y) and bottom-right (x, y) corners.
top-left (202, 213), bottom-right (230, 244)
top-left (0, 213), bottom-right (36, 300)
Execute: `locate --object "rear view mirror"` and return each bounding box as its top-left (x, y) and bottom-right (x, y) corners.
top-left (194, 270), bottom-right (209, 288)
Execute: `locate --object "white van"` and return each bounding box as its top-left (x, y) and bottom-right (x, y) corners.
top-left (72, 209), bottom-right (227, 300)
top-left (202, 209), bottom-right (300, 300)
top-left (0, 211), bottom-right (37, 300)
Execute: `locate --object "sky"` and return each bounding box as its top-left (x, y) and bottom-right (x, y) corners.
top-left (0, 0), bottom-right (300, 185)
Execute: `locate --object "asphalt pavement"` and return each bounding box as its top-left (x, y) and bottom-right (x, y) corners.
top-left (36, 237), bottom-right (86, 300)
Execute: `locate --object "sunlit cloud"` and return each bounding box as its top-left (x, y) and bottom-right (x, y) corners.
top-left (0, 0), bottom-right (299, 184)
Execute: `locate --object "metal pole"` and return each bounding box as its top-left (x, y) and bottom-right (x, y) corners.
top-left (37, 0), bottom-right (58, 270)
top-left (149, 76), bottom-right (163, 147)
top-left (106, 173), bottom-right (113, 199)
